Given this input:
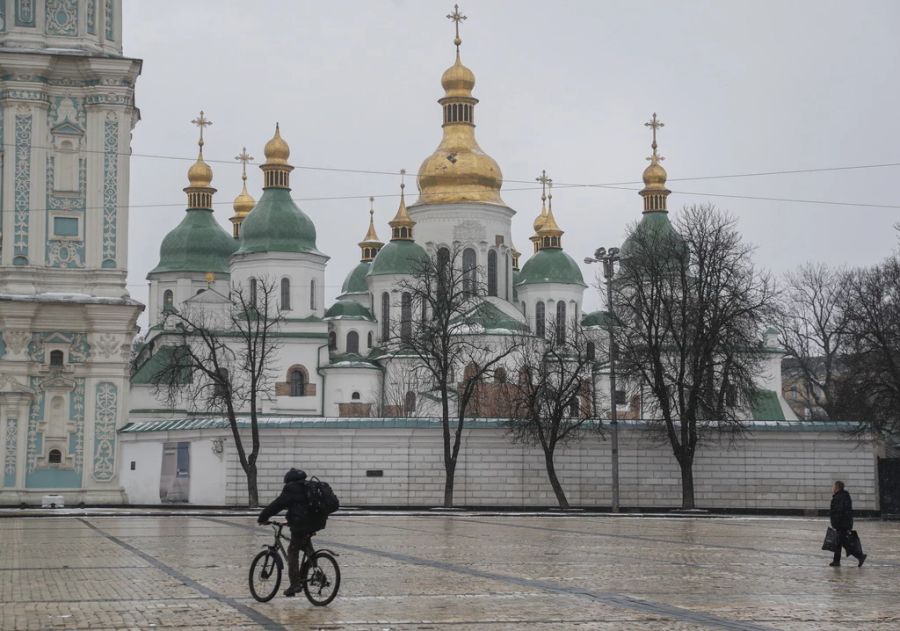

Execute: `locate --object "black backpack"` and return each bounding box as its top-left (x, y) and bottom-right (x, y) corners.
top-left (306, 476), bottom-right (340, 516)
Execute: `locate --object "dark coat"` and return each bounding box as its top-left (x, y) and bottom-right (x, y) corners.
top-left (258, 470), bottom-right (311, 528)
top-left (830, 489), bottom-right (853, 531)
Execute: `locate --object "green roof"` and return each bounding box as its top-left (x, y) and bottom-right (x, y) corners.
top-left (516, 248), bottom-right (586, 287)
top-left (236, 188), bottom-right (318, 255)
top-left (620, 211), bottom-right (686, 261)
top-left (324, 300), bottom-right (374, 320)
top-left (751, 389), bottom-right (786, 421)
top-left (131, 346), bottom-right (191, 385)
top-left (452, 301), bottom-right (528, 334)
top-left (148, 209), bottom-right (238, 276)
top-left (341, 261), bottom-right (371, 294)
top-left (368, 239), bottom-right (429, 276)
top-left (581, 310), bottom-right (614, 328)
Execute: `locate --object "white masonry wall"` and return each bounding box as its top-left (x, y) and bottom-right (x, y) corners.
top-left (215, 426), bottom-right (878, 511)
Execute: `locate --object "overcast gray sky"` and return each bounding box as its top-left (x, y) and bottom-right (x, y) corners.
top-left (123, 1), bottom-right (900, 329)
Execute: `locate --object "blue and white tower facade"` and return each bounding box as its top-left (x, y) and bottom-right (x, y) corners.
top-left (0, 1), bottom-right (141, 504)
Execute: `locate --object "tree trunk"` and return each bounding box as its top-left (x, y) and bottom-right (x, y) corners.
top-left (544, 448), bottom-right (568, 509)
top-left (679, 458), bottom-right (695, 509)
top-left (245, 463), bottom-right (259, 507)
top-left (443, 461), bottom-right (456, 508)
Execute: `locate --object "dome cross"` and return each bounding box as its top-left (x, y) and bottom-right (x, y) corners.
top-left (447, 4), bottom-right (467, 50)
top-left (536, 169), bottom-right (552, 203)
top-left (235, 147), bottom-right (254, 182)
top-left (644, 112), bottom-right (665, 163)
top-left (191, 110), bottom-right (212, 148)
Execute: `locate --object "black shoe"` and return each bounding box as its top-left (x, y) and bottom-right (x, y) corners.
top-left (829, 561), bottom-right (840, 567)
top-left (858, 554), bottom-right (867, 568)
top-left (283, 584), bottom-right (301, 597)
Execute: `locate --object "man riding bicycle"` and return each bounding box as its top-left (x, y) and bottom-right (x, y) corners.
top-left (257, 468), bottom-right (328, 597)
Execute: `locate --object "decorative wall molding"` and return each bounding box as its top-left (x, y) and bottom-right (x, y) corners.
top-left (4, 418), bottom-right (17, 487)
top-left (46, 0), bottom-right (78, 36)
top-left (92, 382), bottom-right (117, 481)
top-left (101, 113), bottom-right (119, 268)
top-left (13, 112), bottom-right (32, 264)
top-left (15, 1), bottom-right (36, 28)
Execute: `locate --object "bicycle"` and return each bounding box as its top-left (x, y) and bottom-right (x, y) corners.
top-left (248, 519), bottom-right (341, 606)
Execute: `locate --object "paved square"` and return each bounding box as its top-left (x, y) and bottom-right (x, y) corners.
top-left (0, 513), bottom-right (897, 630)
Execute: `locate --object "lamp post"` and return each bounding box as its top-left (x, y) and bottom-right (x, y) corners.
top-left (585, 247), bottom-right (621, 512)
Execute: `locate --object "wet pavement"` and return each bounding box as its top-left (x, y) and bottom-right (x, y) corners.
top-left (0, 512), bottom-right (898, 630)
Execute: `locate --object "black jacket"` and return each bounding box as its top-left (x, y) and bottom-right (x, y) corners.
top-left (258, 470), bottom-right (311, 528)
top-left (830, 489), bottom-right (853, 531)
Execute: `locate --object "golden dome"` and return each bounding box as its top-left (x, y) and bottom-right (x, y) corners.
top-left (532, 200), bottom-right (548, 232)
top-left (389, 178), bottom-right (416, 239)
top-left (441, 52), bottom-right (476, 97)
top-left (263, 123), bottom-right (290, 165)
top-left (187, 151), bottom-right (213, 188)
top-left (642, 159), bottom-right (668, 190)
top-left (232, 181), bottom-right (255, 218)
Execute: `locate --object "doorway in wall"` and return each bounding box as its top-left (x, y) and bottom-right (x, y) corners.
top-left (160, 442), bottom-right (190, 503)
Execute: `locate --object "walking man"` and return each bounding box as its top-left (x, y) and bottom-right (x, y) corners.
top-left (829, 480), bottom-right (867, 567)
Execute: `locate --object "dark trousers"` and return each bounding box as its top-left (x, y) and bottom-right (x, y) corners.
top-left (287, 528), bottom-right (313, 587)
top-left (832, 529), bottom-right (862, 564)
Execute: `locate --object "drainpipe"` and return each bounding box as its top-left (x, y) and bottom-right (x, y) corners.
top-left (316, 343), bottom-right (328, 416)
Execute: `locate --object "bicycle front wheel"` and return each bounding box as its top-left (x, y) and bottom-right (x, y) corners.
top-left (303, 551), bottom-right (340, 606)
top-left (249, 549), bottom-right (282, 602)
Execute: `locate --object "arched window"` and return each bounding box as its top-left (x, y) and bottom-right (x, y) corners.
top-left (494, 367), bottom-right (507, 383)
top-left (570, 300), bottom-right (578, 327)
top-left (464, 362), bottom-right (479, 382)
top-left (48, 449), bottom-right (62, 464)
top-left (249, 278), bottom-right (257, 305)
top-left (214, 368), bottom-right (229, 399)
top-left (163, 289), bottom-right (174, 312)
top-left (347, 331), bottom-right (359, 354)
top-left (400, 292), bottom-right (412, 343)
top-left (281, 278), bottom-right (291, 311)
top-left (463, 248), bottom-right (477, 296)
top-left (437, 247), bottom-right (451, 303)
top-left (49, 350), bottom-right (64, 367)
top-left (568, 397), bottom-right (580, 418)
top-left (310, 279), bottom-right (317, 310)
top-left (56, 140), bottom-right (77, 192)
top-left (587, 341), bottom-right (596, 361)
top-left (289, 367), bottom-right (307, 397)
top-left (328, 330), bottom-right (337, 351)
top-left (367, 331), bottom-right (374, 348)
top-left (487, 250), bottom-right (497, 297)
top-left (503, 252), bottom-right (509, 300)
top-left (404, 391), bottom-right (417, 416)
top-left (351, 391), bottom-right (361, 400)
top-left (381, 292), bottom-right (390, 341)
top-left (535, 301), bottom-right (546, 338)
top-left (556, 301), bottom-right (567, 344)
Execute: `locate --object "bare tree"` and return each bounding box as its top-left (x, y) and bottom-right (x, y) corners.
top-left (841, 254), bottom-right (900, 439)
top-left (505, 320), bottom-right (597, 508)
top-left (387, 245), bottom-right (519, 507)
top-left (612, 204), bottom-right (776, 509)
top-left (151, 278), bottom-right (283, 506)
top-left (776, 263), bottom-right (849, 419)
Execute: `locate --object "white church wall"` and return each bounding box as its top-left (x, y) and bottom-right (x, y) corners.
top-left (120, 441), bottom-right (162, 505)
top-left (230, 252), bottom-right (327, 319)
top-left (189, 439), bottom-right (227, 505)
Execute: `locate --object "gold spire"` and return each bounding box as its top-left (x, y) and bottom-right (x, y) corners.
top-left (230, 147), bottom-right (256, 238)
top-left (359, 196), bottom-right (384, 261)
top-left (184, 110), bottom-right (216, 209)
top-left (511, 243), bottom-right (521, 271)
top-left (530, 170), bottom-right (554, 252)
top-left (261, 123), bottom-right (294, 188)
top-left (536, 180), bottom-right (563, 250)
top-left (416, 5), bottom-right (504, 205)
top-left (640, 112), bottom-right (671, 212)
top-left (389, 169), bottom-right (415, 240)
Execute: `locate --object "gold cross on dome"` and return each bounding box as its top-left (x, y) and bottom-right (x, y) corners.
top-left (447, 4), bottom-right (467, 49)
top-left (400, 168), bottom-right (407, 192)
top-left (644, 112), bottom-right (664, 160)
top-left (535, 169), bottom-right (552, 201)
top-left (235, 147), bottom-right (253, 180)
top-left (191, 110), bottom-right (212, 147)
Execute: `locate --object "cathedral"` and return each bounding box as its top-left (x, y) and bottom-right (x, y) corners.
top-left (1, 2), bottom-right (813, 508)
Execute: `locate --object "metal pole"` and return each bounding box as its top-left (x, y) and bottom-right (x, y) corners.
top-left (605, 258), bottom-right (620, 513)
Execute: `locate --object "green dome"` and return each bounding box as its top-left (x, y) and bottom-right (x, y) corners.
top-left (236, 188), bottom-right (318, 254)
top-left (620, 211), bottom-right (686, 261)
top-left (368, 239), bottom-right (429, 276)
top-left (516, 248), bottom-right (585, 287)
top-left (148, 209), bottom-right (237, 276)
top-left (341, 261), bottom-right (371, 294)
top-left (324, 300), bottom-right (374, 320)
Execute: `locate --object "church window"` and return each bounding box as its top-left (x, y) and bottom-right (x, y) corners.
top-left (464, 362), bottom-right (479, 382)
top-left (726, 383), bottom-right (737, 407)
top-left (535, 301), bottom-right (546, 337)
top-left (48, 449), bottom-right (63, 464)
top-left (347, 331), bottom-right (359, 354)
top-left (494, 367), bottom-right (507, 383)
top-left (249, 278), bottom-right (257, 305)
top-left (556, 301), bottom-right (567, 344)
top-left (53, 216), bottom-right (79, 237)
top-left (404, 391), bottom-right (417, 416)
top-left (400, 292), bottom-right (412, 343)
top-left (214, 368), bottom-right (229, 399)
top-left (587, 341), bottom-right (596, 361)
top-left (503, 252), bottom-right (509, 300)
top-left (614, 389), bottom-right (627, 406)
top-left (163, 290), bottom-right (174, 312)
top-left (351, 391), bottom-right (361, 400)
top-left (570, 301), bottom-right (578, 327)
top-left (310, 279), bottom-right (317, 310)
top-left (437, 247), bottom-right (451, 304)
top-left (328, 331), bottom-right (337, 351)
top-left (289, 367), bottom-right (307, 397)
top-left (367, 331), bottom-right (374, 348)
top-left (281, 278), bottom-right (291, 311)
top-left (49, 350), bottom-right (64, 368)
top-left (463, 248), bottom-right (476, 296)
top-left (487, 250), bottom-right (497, 296)
top-left (568, 397), bottom-right (580, 418)
top-left (55, 140), bottom-right (79, 192)
top-left (381, 292), bottom-right (390, 341)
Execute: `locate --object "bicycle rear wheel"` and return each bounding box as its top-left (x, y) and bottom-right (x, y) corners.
top-left (249, 549), bottom-right (281, 602)
top-left (303, 551), bottom-right (340, 606)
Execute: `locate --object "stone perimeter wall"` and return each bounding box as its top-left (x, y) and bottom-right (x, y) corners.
top-left (223, 427), bottom-right (878, 511)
